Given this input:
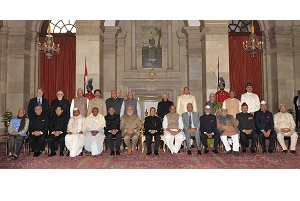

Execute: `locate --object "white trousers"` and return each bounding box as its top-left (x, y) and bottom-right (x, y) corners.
top-left (84, 132), bottom-right (105, 156)
top-left (221, 134), bottom-right (239, 151)
top-left (164, 130), bottom-right (186, 154)
top-left (277, 130), bottom-right (298, 151)
top-left (65, 133), bottom-right (85, 157)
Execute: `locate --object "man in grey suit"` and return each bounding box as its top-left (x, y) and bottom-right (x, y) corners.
top-left (182, 103), bottom-right (201, 155)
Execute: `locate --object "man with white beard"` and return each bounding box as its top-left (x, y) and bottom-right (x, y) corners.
top-left (65, 108), bottom-right (85, 157)
top-left (84, 107), bottom-right (106, 157)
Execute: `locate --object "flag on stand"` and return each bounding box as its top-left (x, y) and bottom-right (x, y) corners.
top-left (84, 57), bottom-right (88, 84)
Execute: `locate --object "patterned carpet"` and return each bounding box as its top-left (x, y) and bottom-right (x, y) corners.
top-left (1, 141), bottom-right (300, 169)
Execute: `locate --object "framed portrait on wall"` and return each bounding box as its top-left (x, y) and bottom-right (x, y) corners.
top-left (141, 26), bottom-right (162, 68)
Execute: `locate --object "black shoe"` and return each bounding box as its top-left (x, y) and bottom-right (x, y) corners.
top-left (154, 151), bottom-right (159, 155)
top-left (242, 149), bottom-right (246, 153)
top-left (59, 152), bottom-right (64, 156)
top-left (282, 150), bottom-right (288, 153)
top-left (7, 156), bottom-right (14, 161)
top-left (48, 152), bottom-right (56, 157)
top-left (262, 150), bottom-right (267, 153)
top-left (187, 150), bottom-right (192, 155)
top-left (116, 151), bottom-right (120, 155)
top-left (198, 150), bottom-right (202, 155)
top-left (110, 151), bottom-right (115, 156)
top-left (66, 150), bottom-right (70, 156)
top-left (178, 150), bottom-right (181, 153)
top-left (146, 152), bottom-right (152, 155)
top-left (268, 150), bottom-right (274, 154)
top-left (251, 148), bottom-right (256, 153)
top-left (226, 150), bottom-right (232, 154)
top-left (234, 151), bottom-right (239, 156)
top-left (204, 149), bottom-right (209, 154)
top-left (212, 150), bottom-right (219, 154)
top-left (79, 152), bottom-right (83, 156)
top-left (33, 152), bottom-right (37, 157)
top-left (290, 150), bottom-right (297, 154)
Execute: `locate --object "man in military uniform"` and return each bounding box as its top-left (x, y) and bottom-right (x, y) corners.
top-left (236, 102), bottom-right (258, 153)
top-left (254, 101), bottom-right (276, 153)
top-left (216, 80), bottom-right (229, 103)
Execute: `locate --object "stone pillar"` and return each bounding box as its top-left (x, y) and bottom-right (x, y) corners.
top-left (176, 28), bottom-right (188, 94)
top-left (116, 29), bottom-right (127, 94)
top-left (76, 20), bottom-right (104, 95)
top-left (201, 21), bottom-right (229, 101)
top-left (131, 20), bottom-right (136, 70)
top-left (103, 26), bottom-right (121, 99)
top-left (292, 25), bottom-right (300, 99)
top-left (185, 26), bottom-right (203, 113)
top-left (167, 20), bottom-right (173, 70)
top-left (0, 24), bottom-right (8, 126)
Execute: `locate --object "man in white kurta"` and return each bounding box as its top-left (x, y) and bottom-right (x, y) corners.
top-left (176, 87), bottom-right (197, 115)
top-left (84, 107), bottom-right (106, 156)
top-left (274, 104), bottom-right (298, 154)
top-left (65, 108), bottom-right (85, 157)
top-left (163, 105), bottom-right (185, 154)
top-left (240, 83), bottom-right (260, 115)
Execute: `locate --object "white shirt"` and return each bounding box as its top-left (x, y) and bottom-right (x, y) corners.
top-left (240, 92), bottom-right (260, 113)
top-left (188, 112), bottom-right (195, 128)
top-left (176, 94), bottom-right (197, 115)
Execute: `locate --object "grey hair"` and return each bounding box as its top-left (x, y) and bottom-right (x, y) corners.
top-left (34, 105), bottom-right (42, 110)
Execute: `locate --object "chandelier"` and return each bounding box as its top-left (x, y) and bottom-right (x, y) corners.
top-left (39, 21), bottom-right (60, 59)
top-left (242, 20), bottom-right (263, 58)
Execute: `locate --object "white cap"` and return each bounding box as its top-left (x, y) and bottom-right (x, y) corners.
top-left (73, 107), bottom-right (79, 111)
top-left (204, 105), bottom-right (210, 109)
top-left (222, 105), bottom-right (227, 109)
top-left (260, 100), bottom-right (267, 105)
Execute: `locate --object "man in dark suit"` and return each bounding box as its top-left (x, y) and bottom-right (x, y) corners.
top-left (51, 90), bottom-right (70, 118)
top-left (144, 107), bottom-right (162, 155)
top-left (236, 102), bottom-right (258, 153)
top-left (28, 106), bottom-right (49, 157)
top-left (293, 90), bottom-right (300, 127)
top-left (28, 88), bottom-right (50, 119)
top-left (254, 101), bottom-right (276, 153)
top-left (157, 92), bottom-right (174, 120)
top-left (105, 106), bottom-right (122, 156)
top-left (182, 103), bottom-right (201, 155)
top-left (48, 106), bottom-right (68, 157)
top-left (200, 105), bottom-right (219, 154)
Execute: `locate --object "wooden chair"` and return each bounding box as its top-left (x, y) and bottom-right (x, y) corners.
top-left (5, 135), bottom-right (28, 156)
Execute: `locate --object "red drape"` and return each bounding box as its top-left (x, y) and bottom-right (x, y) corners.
top-left (40, 35), bottom-right (76, 103)
top-left (228, 35), bottom-right (262, 100)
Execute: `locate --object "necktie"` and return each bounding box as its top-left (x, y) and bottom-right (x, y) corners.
top-left (188, 113), bottom-right (192, 128)
top-left (38, 98), bottom-right (41, 106)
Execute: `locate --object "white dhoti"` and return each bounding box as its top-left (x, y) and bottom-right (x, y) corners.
top-left (65, 133), bottom-right (85, 157)
top-left (84, 131), bottom-right (105, 156)
top-left (221, 134), bottom-right (239, 151)
top-left (164, 129), bottom-right (186, 154)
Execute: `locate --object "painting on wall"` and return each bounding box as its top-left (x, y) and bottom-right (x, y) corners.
top-left (141, 26), bottom-right (162, 68)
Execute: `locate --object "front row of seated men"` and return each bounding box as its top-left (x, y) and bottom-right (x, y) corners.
top-left (6, 100), bottom-right (298, 160)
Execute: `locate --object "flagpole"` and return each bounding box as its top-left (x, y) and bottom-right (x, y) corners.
top-left (217, 56), bottom-right (220, 91)
top-left (84, 57), bottom-right (86, 94)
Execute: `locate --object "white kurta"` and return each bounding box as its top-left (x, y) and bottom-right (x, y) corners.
top-left (240, 92), bottom-right (260, 113)
top-left (84, 113), bottom-right (106, 156)
top-left (163, 115), bottom-right (185, 154)
top-left (176, 94), bottom-right (197, 115)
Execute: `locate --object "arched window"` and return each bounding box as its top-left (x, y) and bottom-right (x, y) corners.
top-left (50, 20), bottom-right (76, 33)
top-left (228, 20), bottom-right (261, 35)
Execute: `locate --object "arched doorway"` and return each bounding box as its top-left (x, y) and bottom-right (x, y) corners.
top-left (39, 20), bottom-right (76, 103)
top-left (228, 20), bottom-right (262, 99)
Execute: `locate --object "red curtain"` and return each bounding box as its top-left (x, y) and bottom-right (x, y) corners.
top-left (40, 35), bottom-right (76, 103)
top-left (228, 35), bottom-right (262, 100)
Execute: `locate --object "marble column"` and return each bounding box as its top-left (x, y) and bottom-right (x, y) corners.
top-left (131, 21), bottom-right (136, 70)
top-left (201, 21), bottom-right (229, 101)
top-left (76, 20), bottom-right (104, 96)
top-left (167, 20), bottom-right (173, 70)
top-left (292, 25), bottom-right (300, 99)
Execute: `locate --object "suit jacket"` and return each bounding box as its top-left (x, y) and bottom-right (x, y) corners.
top-left (182, 111), bottom-right (200, 131)
top-left (217, 114), bottom-right (239, 135)
top-left (28, 114), bottom-right (49, 136)
top-left (144, 115), bottom-right (162, 135)
top-left (49, 115), bottom-right (68, 135)
top-left (28, 97), bottom-right (50, 119)
top-left (254, 109), bottom-right (274, 132)
top-left (294, 95), bottom-right (300, 110)
top-left (236, 112), bottom-right (256, 133)
top-left (104, 113), bottom-right (121, 135)
top-left (157, 99), bottom-right (174, 119)
top-left (51, 98), bottom-right (70, 118)
top-left (200, 114), bottom-right (217, 135)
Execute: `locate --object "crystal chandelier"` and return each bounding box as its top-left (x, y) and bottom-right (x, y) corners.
top-left (242, 20), bottom-right (263, 58)
top-left (39, 21), bottom-right (60, 59)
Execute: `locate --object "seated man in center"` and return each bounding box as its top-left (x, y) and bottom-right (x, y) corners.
top-left (217, 106), bottom-right (240, 156)
top-left (182, 103), bottom-right (201, 155)
top-left (120, 105), bottom-right (141, 155)
top-left (84, 107), bottom-right (106, 157)
top-left (163, 105), bottom-right (185, 154)
top-left (144, 107), bottom-right (162, 155)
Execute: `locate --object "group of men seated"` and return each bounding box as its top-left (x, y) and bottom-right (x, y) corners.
top-left (6, 83), bottom-right (299, 160)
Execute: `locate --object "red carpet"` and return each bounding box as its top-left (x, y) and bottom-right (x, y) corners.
top-left (1, 141), bottom-right (300, 169)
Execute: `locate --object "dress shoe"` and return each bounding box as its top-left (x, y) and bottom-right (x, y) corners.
top-left (198, 150), bottom-right (202, 155)
top-left (262, 150), bottom-right (267, 153)
top-left (79, 152), bottom-right (83, 156)
top-left (282, 150), bottom-right (288, 153)
top-left (110, 151), bottom-right (115, 156)
top-left (7, 156), bottom-right (14, 161)
top-left (116, 151), bottom-right (120, 155)
top-left (290, 150), bottom-right (297, 154)
top-left (48, 152), bottom-right (56, 157)
top-left (33, 152), bottom-right (38, 157)
top-left (187, 150), bottom-right (192, 155)
top-left (127, 150), bottom-right (132, 155)
top-left (154, 151), bottom-right (159, 155)
top-left (250, 148), bottom-right (256, 153)
top-left (226, 150), bottom-right (232, 154)
top-left (268, 150), bottom-right (274, 154)
top-left (234, 151), bottom-right (239, 156)
top-left (59, 152), bottom-right (64, 156)
top-left (66, 150), bottom-right (70, 156)
top-left (242, 149), bottom-right (246, 153)
top-left (212, 150), bottom-right (219, 154)
top-left (132, 149), bottom-right (137, 154)
top-left (146, 152), bottom-right (152, 155)
top-left (177, 150), bottom-right (180, 153)
top-left (204, 149), bottom-right (209, 154)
